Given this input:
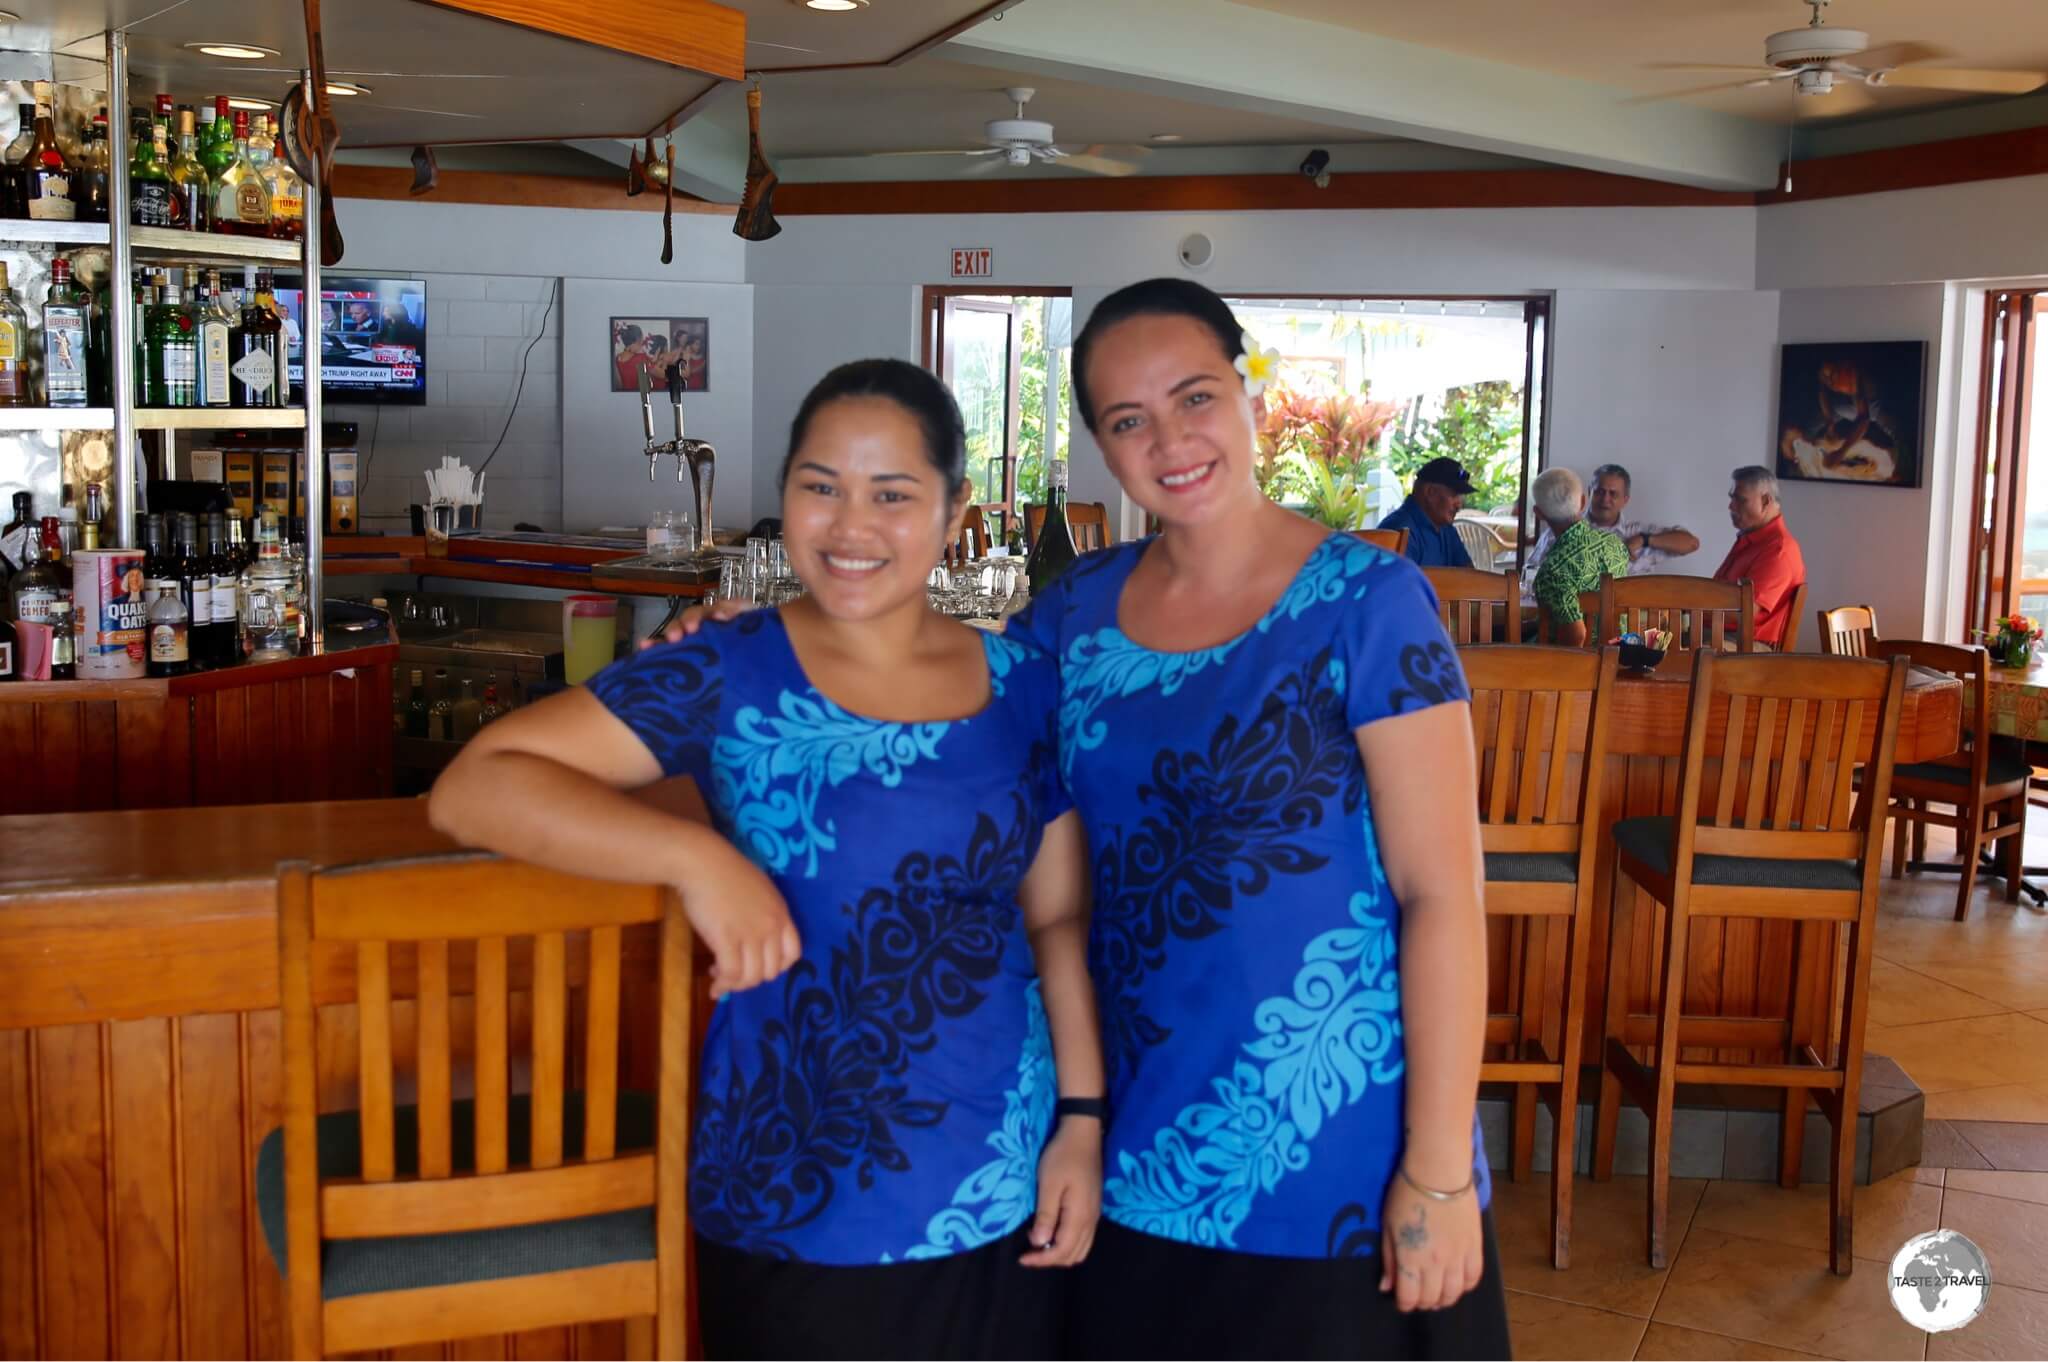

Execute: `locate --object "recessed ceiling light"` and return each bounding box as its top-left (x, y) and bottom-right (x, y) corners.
top-left (1150, 133), bottom-right (1183, 142)
top-left (187, 42), bottom-right (279, 60)
top-left (0, 12), bottom-right (22, 23)
top-left (225, 96), bottom-right (276, 111)
top-left (799, 0), bottom-right (867, 10)
top-left (326, 81), bottom-right (371, 96)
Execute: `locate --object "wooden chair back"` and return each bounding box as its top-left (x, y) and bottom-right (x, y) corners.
top-left (1428, 567), bottom-right (1518, 644)
top-left (1461, 644), bottom-right (1619, 867)
top-left (1817, 604), bottom-right (1878, 657)
top-left (1352, 526), bottom-right (1409, 557)
top-left (1601, 574), bottom-right (1755, 668)
top-left (1026, 500), bottom-right (1109, 552)
top-left (946, 504), bottom-right (989, 565)
top-left (1536, 590), bottom-right (1603, 646)
top-left (1777, 583), bottom-right (1809, 652)
top-left (278, 854), bottom-right (693, 1359)
top-left (1875, 640), bottom-right (1992, 787)
top-left (1668, 650), bottom-right (1907, 876)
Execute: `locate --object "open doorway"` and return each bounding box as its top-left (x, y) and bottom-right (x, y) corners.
top-left (923, 287), bottom-right (1073, 538)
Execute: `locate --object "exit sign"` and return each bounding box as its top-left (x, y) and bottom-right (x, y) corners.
top-left (951, 247), bottom-right (993, 278)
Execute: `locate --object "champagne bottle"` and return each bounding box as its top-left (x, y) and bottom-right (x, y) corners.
top-left (1025, 458), bottom-right (1080, 595)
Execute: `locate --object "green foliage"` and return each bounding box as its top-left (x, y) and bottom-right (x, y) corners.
top-left (1385, 381), bottom-right (1524, 513)
top-left (1289, 451), bottom-right (1374, 530)
top-left (949, 299), bottom-right (1068, 509)
top-left (1015, 302), bottom-right (1067, 505)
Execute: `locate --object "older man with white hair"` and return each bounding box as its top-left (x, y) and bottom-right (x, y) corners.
top-left (1714, 465), bottom-right (1806, 648)
top-left (1529, 466), bottom-right (1629, 648)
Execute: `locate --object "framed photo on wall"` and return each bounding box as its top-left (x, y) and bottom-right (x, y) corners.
top-left (1774, 340), bottom-right (1926, 489)
top-left (610, 316), bottom-right (710, 393)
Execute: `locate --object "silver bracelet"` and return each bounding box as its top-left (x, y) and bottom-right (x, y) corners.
top-left (1398, 1163), bottom-right (1475, 1201)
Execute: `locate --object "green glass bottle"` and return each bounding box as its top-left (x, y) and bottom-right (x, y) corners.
top-left (200, 96), bottom-right (234, 180)
top-left (1025, 457), bottom-right (1080, 595)
top-left (145, 273), bottom-right (197, 408)
top-left (129, 108), bottom-right (173, 227)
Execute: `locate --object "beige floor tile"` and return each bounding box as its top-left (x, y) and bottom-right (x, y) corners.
top-left (1866, 958), bottom-right (2011, 1028)
top-left (1651, 1227), bottom-right (1925, 1360)
top-left (1926, 1085), bottom-right (2048, 1123)
top-left (1505, 1291), bottom-right (1648, 1361)
top-left (1941, 1188), bottom-right (2048, 1295)
top-left (1909, 957), bottom-right (2048, 1012)
top-left (1926, 1280), bottom-right (2048, 1361)
top-left (1633, 1322), bottom-right (1829, 1361)
top-left (1687, 1171), bottom-right (1941, 1262)
top-left (1491, 1173), bottom-right (1705, 1317)
top-left (1943, 1169), bottom-right (2048, 1206)
top-left (1865, 1013), bottom-right (2048, 1094)
top-left (1909, 1164), bottom-right (1947, 1187)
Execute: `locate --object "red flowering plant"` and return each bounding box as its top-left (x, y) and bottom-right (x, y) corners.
top-left (1977, 613), bottom-right (2044, 668)
top-left (1254, 386), bottom-right (1400, 524)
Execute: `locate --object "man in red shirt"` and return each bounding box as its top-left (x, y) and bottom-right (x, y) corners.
top-left (1714, 465), bottom-right (1806, 648)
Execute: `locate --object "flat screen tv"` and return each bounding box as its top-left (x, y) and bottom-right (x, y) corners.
top-left (274, 275), bottom-right (427, 405)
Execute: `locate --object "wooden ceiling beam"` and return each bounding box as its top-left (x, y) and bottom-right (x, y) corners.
top-left (418, 0), bottom-right (745, 81)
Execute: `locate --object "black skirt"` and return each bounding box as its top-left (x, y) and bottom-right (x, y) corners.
top-left (695, 1226), bottom-right (1067, 1361)
top-left (1064, 1210), bottom-right (1512, 1361)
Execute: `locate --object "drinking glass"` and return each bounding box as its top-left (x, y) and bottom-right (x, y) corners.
top-left (746, 537), bottom-right (770, 595)
top-left (719, 555), bottom-right (750, 604)
top-left (647, 509), bottom-right (691, 560)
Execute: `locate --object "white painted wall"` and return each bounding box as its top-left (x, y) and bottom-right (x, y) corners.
top-left (1756, 174), bottom-right (2048, 291)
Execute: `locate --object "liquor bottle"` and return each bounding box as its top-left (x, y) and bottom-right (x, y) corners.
top-left (142, 512), bottom-right (174, 603)
top-left (10, 517), bottom-right (65, 624)
top-left (232, 269), bottom-right (284, 407)
top-left (79, 483), bottom-right (102, 552)
top-left (194, 270), bottom-right (234, 408)
top-left (131, 270), bottom-right (158, 406)
top-left (0, 612), bottom-right (14, 680)
top-left (452, 677), bottom-right (482, 741)
top-left (0, 262), bottom-right (26, 407)
top-left (208, 513), bottom-right (240, 667)
top-left (145, 273), bottom-right (197, 408)
top-left (226, 512), bottom-right (249, 574)
top-left (1025, 458), bottom-right (1080, 595)
top-left (428, 669), bottom-right (454, 740)
top-left (238, 508), bottom-right (299, 660)
top-left (24, 83), bottom-right (75, 222)
top-left (255, 117), bottom-right (304, 240)
top-left (201, 97), bottom-right (234, 179)
top-left (405, 668), bottom-right (430, 737)
top-left (71, 110), bottom-right (109, 222)
top-left (46, 599), bottom-right (73, 679)
top-left (1, 491), bottom-right (33, 575)
top-left (212, 110), bottom-right (269, 236)
top-left (0, 101), bottom-right (34, 218)
top-left (172, 513), bottom-right (211, 666)
top-left (145, 568), bottom-right (189, 677)
top-left (129, 108), bottom-right (173, 227)
top-left (167, 107), bottom-right (209, 231)
top-left (41, 256), bottom-right (90, 408)
top-left (480, 673), bottom-right (504, 726)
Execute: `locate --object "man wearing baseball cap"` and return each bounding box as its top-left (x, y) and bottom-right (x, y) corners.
top-left (1375, 457), bottom-right (1476, 568)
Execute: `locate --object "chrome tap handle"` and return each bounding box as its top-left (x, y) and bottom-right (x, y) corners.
top-left (647, 450), bottom-right (659, 482)
top-left (637, 367), bottom-right (656, 443)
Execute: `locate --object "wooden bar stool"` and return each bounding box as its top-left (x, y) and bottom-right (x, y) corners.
top-left (1463, 643), bottom-right (1619, 1269)
top-left (1593, 651), bottom-right (1906, 1274)
top-left (259, 854), bottom-right (695, 1359)
top-left (1428, 567), bottom-right (1518, 643)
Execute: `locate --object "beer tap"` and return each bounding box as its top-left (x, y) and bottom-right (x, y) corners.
top-left (636, 364), bottom-right (718, 558)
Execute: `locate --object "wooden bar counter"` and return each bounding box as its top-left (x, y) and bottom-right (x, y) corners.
top-left (0, 666), bottom-right (1962, 1360)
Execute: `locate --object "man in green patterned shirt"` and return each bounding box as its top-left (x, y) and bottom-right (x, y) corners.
top-left (1530, 467), bottom-right (1630, 646)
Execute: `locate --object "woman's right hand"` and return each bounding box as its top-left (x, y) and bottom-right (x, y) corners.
top-left (639, 597), bottom-right (757, 651)
top-left (684, 838), bottom-right (801, 997)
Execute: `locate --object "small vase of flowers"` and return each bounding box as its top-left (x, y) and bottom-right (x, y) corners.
top-left (1981, 614), bottom-right (2043, 668)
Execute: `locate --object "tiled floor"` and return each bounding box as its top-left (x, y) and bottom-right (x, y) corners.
top-left (1497, 822), bottom-right (2048, 1359)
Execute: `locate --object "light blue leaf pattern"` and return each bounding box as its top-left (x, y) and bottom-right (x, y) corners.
top-left (982, 631), bottom-right (1028, 698)
top-left (711, 691), bottom-right (949, 877)
top-left (1101, 889), bottom-right (1402, 1249)
top-left (897, 982), bottom-right (1055, 1260)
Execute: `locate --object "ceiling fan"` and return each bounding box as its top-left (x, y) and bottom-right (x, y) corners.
top-left (1638, 0), bottom-right (2048, 116)
top-left (875, 87), bottom-right (1148, 177)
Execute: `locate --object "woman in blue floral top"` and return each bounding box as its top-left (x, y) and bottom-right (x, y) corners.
top-left (1007, 279), bottom-right (1510, 1360)
top-left (431, 360), bottom-right (1104, 1359)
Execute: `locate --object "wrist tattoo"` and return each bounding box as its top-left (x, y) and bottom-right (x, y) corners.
top-left (1396, 1204), bottom-right (1429, 1251)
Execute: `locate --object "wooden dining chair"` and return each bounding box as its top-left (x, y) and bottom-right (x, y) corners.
top-left (262, 854), bottom-right (694, 1359)
top-left (1599, 574), bottom-right (1755, 669)
top-left (1463, 643), bottom-right (1619, 1269)
top-left (1429, 567), bottom-right (1518, 644)
top-left (1537, 590), bottom-right (1603, 646)
top-left (1776, 583), bottom-right (1809, 652)
top-left (946, 504), bottom-right (989, 565)
top-left (1026, 500), bottom-right (1110, 551)
top-left (1594, 650), bottom-right (1907, 1274)
top-left (1818, 604), bottom-right (1879, 657)
top-left (1352, 526), bottom-right (1409, 557)
top-left (1878, 640), bottom-right (2028, 919)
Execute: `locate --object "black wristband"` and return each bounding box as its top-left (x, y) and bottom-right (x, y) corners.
top-left (1055, 1097), bottom-right (1107, 1123)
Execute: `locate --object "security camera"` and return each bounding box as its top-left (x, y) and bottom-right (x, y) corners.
top-left (1299, 149), bottom-right (1330, 179)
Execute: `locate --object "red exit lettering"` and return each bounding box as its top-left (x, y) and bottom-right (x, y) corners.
top-left (951, 248), bottom-right (993, 278)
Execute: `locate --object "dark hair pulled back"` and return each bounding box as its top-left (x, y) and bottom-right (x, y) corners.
top-left (1072, 277), bottom-right (1246, 433)
top-left (780, 358), bottom-right (969, 497)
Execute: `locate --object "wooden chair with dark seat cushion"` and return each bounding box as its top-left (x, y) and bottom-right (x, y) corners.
top-left (263, 854), bottom-right (694, 1359)
top-left (1593, 650), bottom-right (1907, 1275)
top-left (1428, 567), bottom-right (1518, 644)
top-left (1463, 643), bottom-right (1619, 1269)
top-left (1026, 500), bottom-right (1109, 552)
top-left (1878, 640), bottom-right (2028, 919)
top-left (1599, 574), bottom-right (1755, 668)
top-left (1351, 526), bottom-right (1409, 557)
top-left (1818, 604), bottom-right (1879, 657)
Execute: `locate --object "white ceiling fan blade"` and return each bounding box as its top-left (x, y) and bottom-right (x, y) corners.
top-left (1059, 153), bottom-right (1142, 177)
top-left (1642, 61), bottom-right (1784, 74)
top-left (1876, 66), bottom-right (2048, 95)
top-left (963, 154), bottom-right (1012, 177)
top-left (870, 147), bottom-right (1000, 158)
top-left (1854, 41), bottom-right (1947, 72)
top-left (1623, 76), bottom-right (1785, 104)
top-left (1807, 81), bottom-right (1880, 117)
